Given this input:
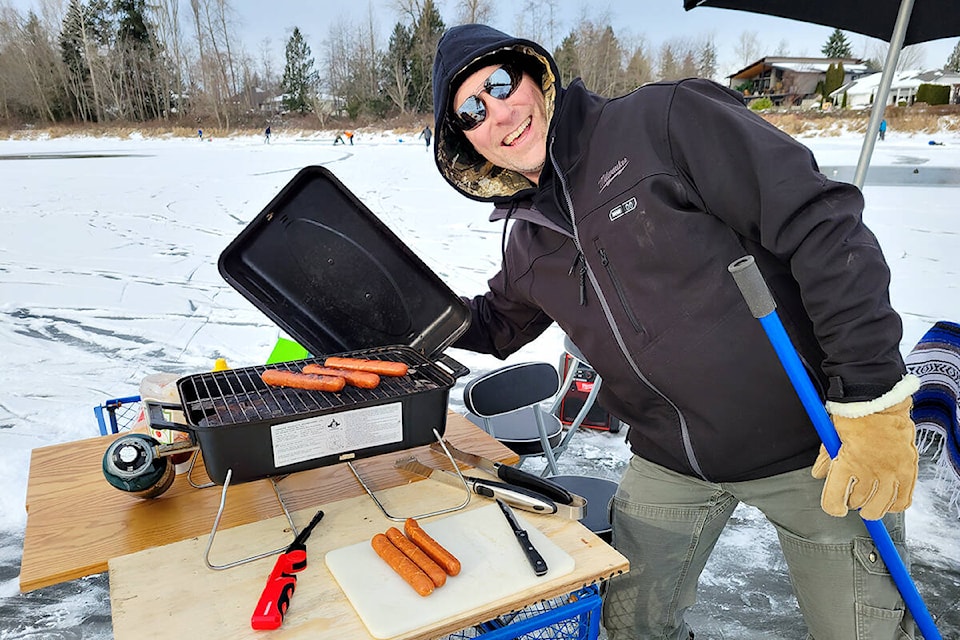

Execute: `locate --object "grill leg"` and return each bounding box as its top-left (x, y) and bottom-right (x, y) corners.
top-left (202, 469), bottom-right (301, 570)
top-left (349, 428), bottom-right (472, 521)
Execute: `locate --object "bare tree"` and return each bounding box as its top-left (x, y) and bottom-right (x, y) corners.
top-left (383, 21), bottom-right (412, 114)
top-left (734, 30), bottom-right (760, 68)
top-left (257, 37), bottom-right (275, 88)
top-left (324, 19), bottom-right (353, 116)
top-left (862, 40), bottom-right (926, 72)
top-left (455, 0), bottom-right (495, 25)
top-left (188, 0), bottom-right (243, 127)
top-left (576, 19), bottom-right (624, 96)
top-left (148, 0), bottom-right (189, 120)
top-left (657, 38), bottom-right (700, 81)
top-left (213, 0), bottom-right (239, 97)
top-left (356, 5), bottom-right (383, 112)
top-left (623, 36), bottom-right (654, 91)
top-left (513, 0), bottom-right (559, 50)
top-left (391, 0), bottom-right (423, 25)
top-left (7, 10), bottom-right (61, 121)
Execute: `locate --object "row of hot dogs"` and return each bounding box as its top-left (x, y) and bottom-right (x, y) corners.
top-left (259, 356), bottom-right (410, 393)
top-left (371, 518), bottom-right (461, 597)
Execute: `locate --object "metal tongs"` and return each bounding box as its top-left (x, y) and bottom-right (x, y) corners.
top-left (430, 440), bottom-right (587, 520)
top-left (395, 456), bottom-right (558, 514)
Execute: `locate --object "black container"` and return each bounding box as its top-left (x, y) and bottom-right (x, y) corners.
top-left (147, 167), bottom-right (472, 485)
top-left (147, 346), bottom-right (456, 485)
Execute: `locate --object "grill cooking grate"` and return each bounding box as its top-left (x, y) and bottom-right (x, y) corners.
top-left (177, 347), bottom-right (447, 428)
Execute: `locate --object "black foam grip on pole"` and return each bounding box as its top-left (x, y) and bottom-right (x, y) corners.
top-left (727, 256), bottom-right (776, 319)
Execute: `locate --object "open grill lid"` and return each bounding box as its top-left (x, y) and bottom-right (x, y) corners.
top-left (218, 166), bottom-right (470, 360)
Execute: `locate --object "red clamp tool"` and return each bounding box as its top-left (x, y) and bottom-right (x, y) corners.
top-left (250, 509), bottom-right (325, 630)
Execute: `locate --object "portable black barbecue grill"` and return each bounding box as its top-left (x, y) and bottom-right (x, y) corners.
top-left (104, 166), bottom-right (471, 498)
top-left (146, 346), bottom-right (458, 486)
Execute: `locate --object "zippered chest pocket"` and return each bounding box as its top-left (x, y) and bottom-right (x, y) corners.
top-left (593, 239), bottom-right (645, 335)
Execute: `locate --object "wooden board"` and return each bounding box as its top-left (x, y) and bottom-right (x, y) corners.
top-left (325, 504), bottom-right (575, 639)
top-left (21, 411), bottom-right (516, 592)
top-left (109, 480), bottom-right (629, 640)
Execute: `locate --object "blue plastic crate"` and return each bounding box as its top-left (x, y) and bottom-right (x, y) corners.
top-left (442, 585), bottom-right (602, 640)
top-left (94, 395), bottom-right (142, 435)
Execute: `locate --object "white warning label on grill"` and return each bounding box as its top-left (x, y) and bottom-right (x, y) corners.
top-left (271, 403), bottom-right (404, 468)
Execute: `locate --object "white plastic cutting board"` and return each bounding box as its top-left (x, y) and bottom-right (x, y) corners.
top-left (325, 503), bottom-right (575, 639)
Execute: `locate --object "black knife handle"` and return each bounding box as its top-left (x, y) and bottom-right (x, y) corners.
top-left (496, 465), bottom-right (574, 505)
top-left (516, 531), bottom-right (548, 576)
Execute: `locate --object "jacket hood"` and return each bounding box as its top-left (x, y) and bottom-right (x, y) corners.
top-left (432, 24), bottom-right (560, 203)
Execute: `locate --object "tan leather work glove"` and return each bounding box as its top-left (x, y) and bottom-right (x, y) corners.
top-left (812, 375), bottom-right (920, 520)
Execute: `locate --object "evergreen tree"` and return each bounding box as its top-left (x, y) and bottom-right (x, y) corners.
top-left (58, 0), bottom-right (111, 122)
top-left (697, 38), bottom-right (717, 80)
top-left (116, 0), bottom-right (150, 45)
top-left (821, 28), bottom-right (852, 58)
top-left (553, 33), bottom-right (580, 87)
top-left (408, 0), bottom-right (444, 113)
top-left (281, 27), bottom-right (317, 114)
top-left (383, 22), bottom-right (414, 113)
top-left (21, 11), bottom-right (64, 121)
top-left (623, 45), bottom-right (653, 90)
top-left (592, 25), bottom-right (624, 95)
top-left (115, 0), bottom-right (161, 120)
top-left (947, 39), bottom-right (960, 72)
top-left (60, 0), bottom-right (89, 119)
top-left (822, 62), bottom-right (845, 102)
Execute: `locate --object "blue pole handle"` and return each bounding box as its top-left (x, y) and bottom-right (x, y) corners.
top-left (727, 256), bottom-right (940, 640)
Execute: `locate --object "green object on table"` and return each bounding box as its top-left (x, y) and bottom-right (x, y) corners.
top-left (266, 337), bottom-right (310, 364)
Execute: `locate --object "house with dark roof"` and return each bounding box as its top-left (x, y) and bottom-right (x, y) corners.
top-left (728, 56), bottom-right (871, 108)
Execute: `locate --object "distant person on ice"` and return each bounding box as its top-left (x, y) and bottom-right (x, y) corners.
top-left (264, 125), bottom-right (271, 144)
top-left (430, 23), bottom-right (919, 640)
top-left (333, 130), bottom-right (354, 145)
top-left (419, 125), bottom-right (432, 149)
top-left (879, 118), bottom-right (888, 141)
top-left (197, 128), bottom-right (203, 141)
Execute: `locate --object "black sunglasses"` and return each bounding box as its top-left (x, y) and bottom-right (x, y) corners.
top-left (453, 65), bottom-right (523, 132)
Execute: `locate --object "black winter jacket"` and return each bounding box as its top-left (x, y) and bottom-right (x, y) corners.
top-left (433, 24), bottom-right (906, 482)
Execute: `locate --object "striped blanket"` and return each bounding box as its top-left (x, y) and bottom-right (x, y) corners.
top-left (905, 321), bottom-right (960, 518)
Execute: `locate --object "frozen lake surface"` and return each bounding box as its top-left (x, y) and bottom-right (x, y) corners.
top-left (1, 130), bottom-right (959, 639)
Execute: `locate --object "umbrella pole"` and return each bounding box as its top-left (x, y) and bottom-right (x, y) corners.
top-left (728, 256), bottom-right (942, 640)
top-left (853, 0), bottom-right (916, 188)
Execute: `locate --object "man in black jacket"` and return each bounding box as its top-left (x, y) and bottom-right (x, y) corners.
top-left (432, 24), bottom-right (919, 639)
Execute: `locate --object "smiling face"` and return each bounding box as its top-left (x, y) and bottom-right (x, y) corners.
top-left (453, 63), bottom-right (549, 185)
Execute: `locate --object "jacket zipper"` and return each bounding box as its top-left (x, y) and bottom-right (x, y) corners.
top-left (548, 136), bottom-right (707, 480)
top-left (596, 245), bottom-right (645, 334)
top-left (568, 253), bottom-right (587, 305)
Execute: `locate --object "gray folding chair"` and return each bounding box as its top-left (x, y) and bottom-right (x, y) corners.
top-left (462, 361), bottom-right (565, 475)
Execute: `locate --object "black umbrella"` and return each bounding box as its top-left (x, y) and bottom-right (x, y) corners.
top-left (684, 0), bottom-right (959, 46)
top-left (685, 0), bottom-right (960, 188)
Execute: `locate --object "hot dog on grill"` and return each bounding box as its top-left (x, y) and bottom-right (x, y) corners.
top-left (322, 356), bottom-right (409, 377)
top-left (371, 533), bottom-right (434, 596)
top-left (385, 527), bottom-right (446, 588)
top-left (404, 518), bottom-right (461, 576)
top-left (301, 363), bottom-right (380, 389)
top-left (260, 369), bottom-right (345, 392)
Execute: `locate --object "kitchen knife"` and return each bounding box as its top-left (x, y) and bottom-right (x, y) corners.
top-left (395, 457), bottom-right (558, 514)
top-left (431, 440), bottom-right (574, 505)
top-left (496, 499), bottom-right (548, 576)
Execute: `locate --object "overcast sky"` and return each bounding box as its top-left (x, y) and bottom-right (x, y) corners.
top-left (230, 0), bottom-right (959, 77)
top-left (6, 0), bottom-right (959, 78)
